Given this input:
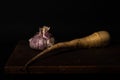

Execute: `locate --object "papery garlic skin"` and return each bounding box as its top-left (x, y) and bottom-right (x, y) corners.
top-left (29, 26), bottom-right (55, 50)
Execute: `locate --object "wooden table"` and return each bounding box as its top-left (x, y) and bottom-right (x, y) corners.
top-left (4, 40), bottom-right (120, 74)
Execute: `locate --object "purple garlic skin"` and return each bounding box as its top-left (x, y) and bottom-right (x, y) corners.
top-left (29, 26), bottom-right (55, 50)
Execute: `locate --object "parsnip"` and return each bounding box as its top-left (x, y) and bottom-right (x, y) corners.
top-left (23, 31), bottom-right (110, 71)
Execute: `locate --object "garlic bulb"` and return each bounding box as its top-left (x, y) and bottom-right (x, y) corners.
top-left (29, 26), bottom-right (55, 50)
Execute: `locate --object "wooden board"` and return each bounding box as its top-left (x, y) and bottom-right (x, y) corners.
top-left (4, 40), bottom-right (120, 74)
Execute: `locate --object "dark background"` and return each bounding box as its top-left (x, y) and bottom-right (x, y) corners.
top-left (0, 0), bottom-right (120, 78)
top-left (1, 1), bottom-right (120, 43)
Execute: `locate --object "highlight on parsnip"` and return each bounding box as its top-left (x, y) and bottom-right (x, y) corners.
top-left (23, 31), bottom-right (110, 71)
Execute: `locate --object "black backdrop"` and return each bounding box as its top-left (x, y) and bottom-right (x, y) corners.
top-left (1, 1), bottom-right (120, 44)
top-left (0, 0), bottom-right (120, 75)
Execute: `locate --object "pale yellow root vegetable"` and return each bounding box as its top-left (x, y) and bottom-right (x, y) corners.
top-left (23, 31), bottom-right (110, 71)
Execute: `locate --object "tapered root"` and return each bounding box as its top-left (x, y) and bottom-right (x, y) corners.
top-left (23, 31), bottom-right (110, 72)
